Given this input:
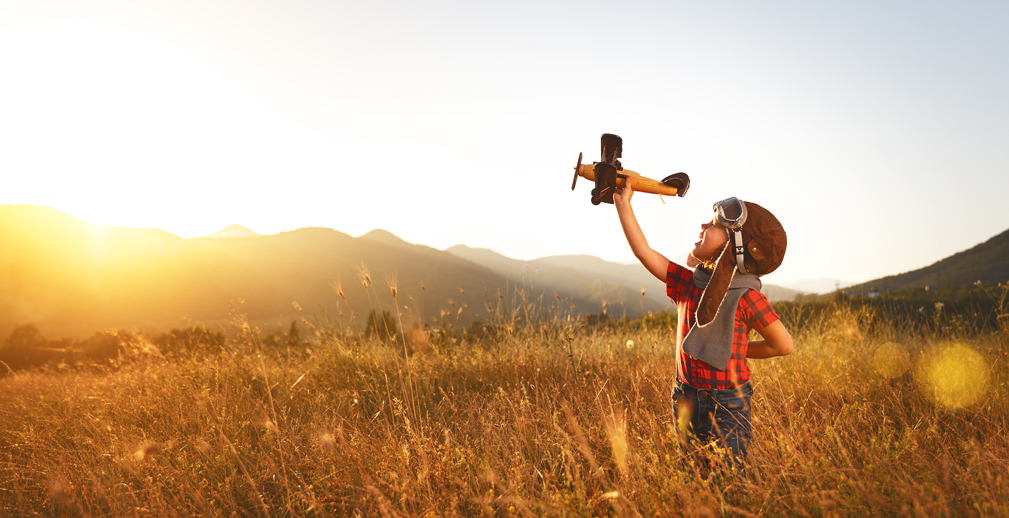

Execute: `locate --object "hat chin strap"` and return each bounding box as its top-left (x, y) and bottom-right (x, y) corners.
top-left (731, 230), bottom-right (749, 274)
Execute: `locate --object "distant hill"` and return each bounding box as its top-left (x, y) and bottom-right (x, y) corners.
top-left (778, 278), bottom-right (857, 295)
top-left (205, 224), bottom-right (260, 238)
top-left (445, 246), bottom-right (667, 315)
top-left (535, 254), bottom-right (802, 302)
top-left (846, 227), bottom-right (1009, 295)
top-left (528, 254), bottom-right (672, 308)
top-left (0, 205), bottom-right (646, 339)
top-left (0, 205), bottom-right (515, 338)
top-left (761, 284), bottom-right (804, 302)
top-left (448, 247), bottom-right (802, 304)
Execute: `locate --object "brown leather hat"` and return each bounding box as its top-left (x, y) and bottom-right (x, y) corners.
top-left (696, 201), bottom-right (787, 326)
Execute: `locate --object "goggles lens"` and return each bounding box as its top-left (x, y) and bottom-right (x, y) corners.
top-left (713, 197), bottom-right (747, 229)
top-left (721, 201), bottom-right (742, 220)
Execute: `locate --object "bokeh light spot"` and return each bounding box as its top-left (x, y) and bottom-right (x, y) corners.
top-left (873, 342), bottom-right (910, 379)
top-left (922, 345), bottom-right (989, 409)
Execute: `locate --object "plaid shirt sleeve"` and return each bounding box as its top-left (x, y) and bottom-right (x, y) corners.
top-left (739, 289), bottom-right (779, 332)
top-left (665, 261), bottom-right (694, 303)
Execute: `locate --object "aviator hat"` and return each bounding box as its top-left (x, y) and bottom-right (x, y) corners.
top-left (695, 200), bottom-right (787, 326)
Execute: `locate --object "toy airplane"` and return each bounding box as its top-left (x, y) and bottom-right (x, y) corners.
top-left (571, 133), bottom-right (690, 205)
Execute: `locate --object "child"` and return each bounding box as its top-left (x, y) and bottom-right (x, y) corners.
top-left (613, 182), bottom-right (793, 469)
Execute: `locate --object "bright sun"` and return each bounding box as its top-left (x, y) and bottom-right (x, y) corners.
top-left (0, 23), bottom-right (311, 236)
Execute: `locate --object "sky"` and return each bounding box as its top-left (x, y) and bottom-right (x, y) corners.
top-left (2, 0), bottom-right (1007, 289)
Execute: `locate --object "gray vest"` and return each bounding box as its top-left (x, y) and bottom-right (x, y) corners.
top-left (681, 268), bottom-right (761, 371)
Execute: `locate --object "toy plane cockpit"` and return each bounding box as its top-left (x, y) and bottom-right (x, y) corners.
top-left (571, 133), bottom-right (690, 205)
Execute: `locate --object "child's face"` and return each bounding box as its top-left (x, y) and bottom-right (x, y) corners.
top-left (692, 218), bottom-right (729, 263)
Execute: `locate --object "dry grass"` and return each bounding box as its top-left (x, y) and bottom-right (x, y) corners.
top-left (1, 304), bottom-right (1008, 517)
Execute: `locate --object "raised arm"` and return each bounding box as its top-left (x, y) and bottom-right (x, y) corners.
top-left (613, 181), bottom-right (669, 282)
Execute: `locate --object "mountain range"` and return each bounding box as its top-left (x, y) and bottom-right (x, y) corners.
top-left (843, 227), bottom-right (1009, 296)
top-left (0, 205), bottom-right (809, 339)
top-left (446, 246), bottom-right (802, 307)
top-left (206, 224), bottom-right (260, 239)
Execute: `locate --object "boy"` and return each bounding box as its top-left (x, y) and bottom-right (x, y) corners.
top-left (613, 182), bottom-right (793, 469)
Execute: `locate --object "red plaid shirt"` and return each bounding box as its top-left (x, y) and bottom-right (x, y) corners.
top-left (666, 261), bottom-right (779, 389)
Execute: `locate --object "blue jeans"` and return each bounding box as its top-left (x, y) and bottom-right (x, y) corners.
top-left (672, 380), bottom-right (753, 470)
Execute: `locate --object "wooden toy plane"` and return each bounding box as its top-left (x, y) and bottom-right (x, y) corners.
top-left (571, 133), bottom-right (690, 205)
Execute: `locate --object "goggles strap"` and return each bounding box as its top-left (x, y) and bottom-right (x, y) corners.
top-left (732, 230), bottom-right (748, 274)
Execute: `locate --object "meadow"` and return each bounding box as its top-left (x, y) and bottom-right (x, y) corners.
top-left (1, 284), bottom-right (1008, 517)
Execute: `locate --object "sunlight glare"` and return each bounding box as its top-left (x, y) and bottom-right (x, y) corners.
top-left (0, 23), bottom-right (305, 235)
top-left (918, 344), bottom-right (989, 409)
top-left (872, 342), bottom-right (910, 379)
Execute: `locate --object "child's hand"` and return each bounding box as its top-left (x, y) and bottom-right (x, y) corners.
top-left (613, 179), bottom-right (634, 209)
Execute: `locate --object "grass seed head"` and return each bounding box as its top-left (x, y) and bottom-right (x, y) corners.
top-left (332, 280), bottom-right (347, 300)
top-left (355, 263), bottom-right (372, 287)
top-left (386, 274), bottom-right (399, 299)
top-left (604, 413), bottom-right (628, 476)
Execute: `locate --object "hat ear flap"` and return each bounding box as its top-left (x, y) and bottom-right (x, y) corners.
top-left (696, 242), bottom-right (736, 326)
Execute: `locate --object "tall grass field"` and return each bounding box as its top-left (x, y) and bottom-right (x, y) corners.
top-left (1, 283), bottom-right (1008, 517)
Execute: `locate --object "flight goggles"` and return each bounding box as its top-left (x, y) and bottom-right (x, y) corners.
top-left (712, 197), bottom-right (750, 274)
top-left (713, 197), bottom-right (747, 230)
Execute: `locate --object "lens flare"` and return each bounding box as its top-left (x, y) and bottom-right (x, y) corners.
top-left (872, 342), bottom-right (910, 379)
top-left (920, 345), bottom-right (989, 409)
